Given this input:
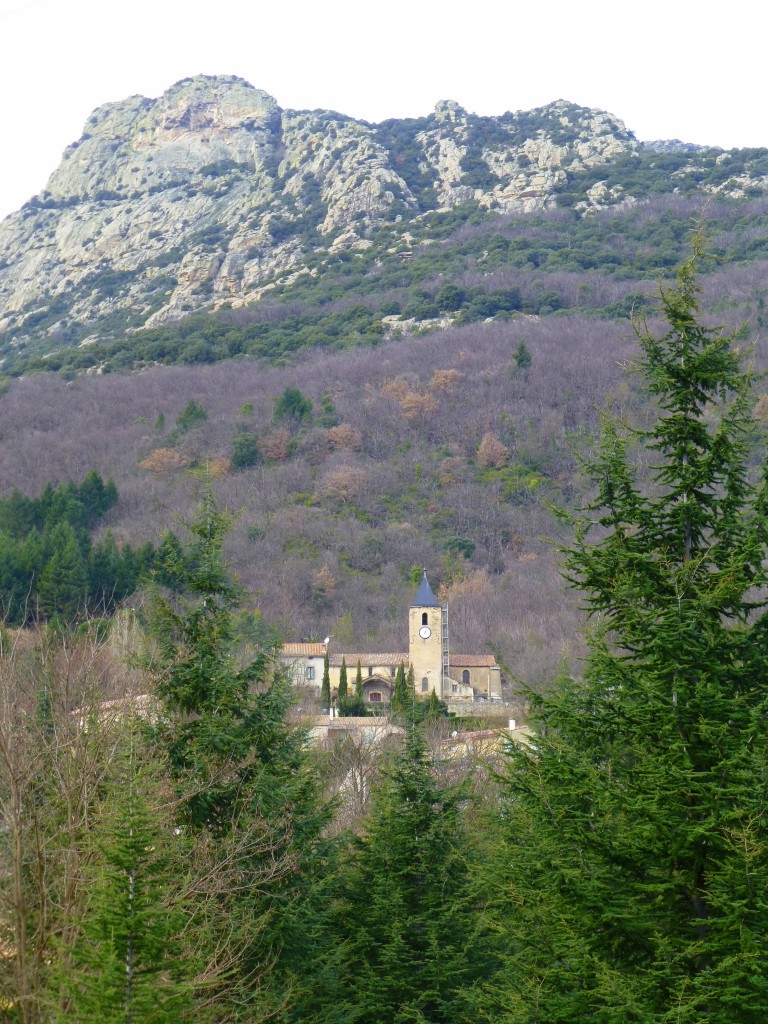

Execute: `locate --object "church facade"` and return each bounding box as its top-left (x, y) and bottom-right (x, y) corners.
top-left (278, 572), bottom-right (502, 704)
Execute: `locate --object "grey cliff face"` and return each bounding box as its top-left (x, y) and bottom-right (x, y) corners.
top-left (0, 77), bottom-right (661, 353)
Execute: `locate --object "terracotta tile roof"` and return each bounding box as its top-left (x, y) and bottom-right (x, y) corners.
top-left (448, 654), bottom-right (498, 668)
top-left (281, 643), bottom-right (326, 657)
top-left (308, 715), bottom-right (394, 728)
top-left (330, 653), bottom-right (407, 667)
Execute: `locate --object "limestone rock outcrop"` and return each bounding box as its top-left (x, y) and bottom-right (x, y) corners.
top-left (0, 78), bottom-right (679, 357)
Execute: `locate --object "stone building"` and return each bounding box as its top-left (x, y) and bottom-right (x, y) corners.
top-left (278, 572), bottom-right (502, 705)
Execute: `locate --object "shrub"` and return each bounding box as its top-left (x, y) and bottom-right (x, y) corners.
top-left (176, 400), bottom-right (208, 431)
top-left (274, 387), bottom-right (313, 423)
top-left (231, 431), bottom-right (262, 470)
top-left (138, 449), bottom-right (190, 474)
top-left (477, 433), bottom-right (509, 468)
top-left (259, 429), bottom-right (292, 461)
top-left (327, 424), bottom-right (363, 452)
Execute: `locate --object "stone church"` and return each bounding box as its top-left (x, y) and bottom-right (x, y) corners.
top-left (278, 572), bottom-right (502, 704)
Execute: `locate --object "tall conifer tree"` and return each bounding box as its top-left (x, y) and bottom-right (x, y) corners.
top-left (321, 648), bottom-right (331, 709)
top-left (149, 489), bottom-right (332, 1020)
top-left (490, 246), bottom-right (768, 1021)
top-left (391, 661), bottom-right (408, 719)
top-left (314, 721), bottom-right (483, 1022)
top-left (338, 656), bottom-right (348, 702)
top-left (56, 737), bottom-right (192, 1024)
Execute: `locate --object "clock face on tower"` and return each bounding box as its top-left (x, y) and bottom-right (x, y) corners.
top-left (419, 625), bottom-right (432, 639)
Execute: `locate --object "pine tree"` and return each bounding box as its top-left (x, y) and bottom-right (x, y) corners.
top-left (512, 339), bottom-right (532, 373)
top-left (148, 489), bottom-right (333, 1019)
top-left (38, 523), bottom-right (88, 622)
top-left (490, 247), bottom-right (768, 1022)
top-left (318, 721), bottom-right (484, 1022)
top-left (56, 737), bottom-right (192, 1024)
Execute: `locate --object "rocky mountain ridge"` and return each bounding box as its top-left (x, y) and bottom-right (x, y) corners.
top-left (0, 75), bottom-right (766, 364)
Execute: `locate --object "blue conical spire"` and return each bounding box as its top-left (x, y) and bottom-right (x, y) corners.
top-left (413, 569), bottom-right (440, 607)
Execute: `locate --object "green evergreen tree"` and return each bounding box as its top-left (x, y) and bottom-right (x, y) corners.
top-left (38, 523), bottom-right (88, 621)
top-left (273, 386), bottom-right (312, 423)
top-left (56, 737), bottom-right (192, 1024)
top-left (319, 721), bottom-right (483, 1022)
top-left (175, 400), bottom-right (207, 432)
top-left (321, 648), bottom-right (331, 710)
top-left (488, 247), bottom-right (768, 1022)
top-left (390, 661), bottom-right (408, 719)
top-left (148, 489), bottom-right (333, 1018)
top-left (338, 656), bottom-right (348, 702)
top-left (426, 689), bottom-right (442, 720)
top-left (338, 658), bottom-right (368, 717)
top-left (230, 430), bottom-right (262, 470)
top-left (512, 339), bottom-right (532, 373)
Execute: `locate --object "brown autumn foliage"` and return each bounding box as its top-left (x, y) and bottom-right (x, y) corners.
top-left (327, 424), bottom-right (363, 452)
top-left (430, 369), bottom-right (464, 392)
top-left (398, 390), bottom-right (439, 422)
top-left (207, 455), bottom-right (231, 477)
top-left (379, 376), bottom-right (413, 402)
top-left (477, 433), bottom-right (509, 469)
top-left (138, 448), bottom-right (190, 473)
top-left (318, 465), bottom-right (367, 503)
top-left (259, 428), bottom-right (292, 461)
top-left (438, 456), bottom-right (468, 486)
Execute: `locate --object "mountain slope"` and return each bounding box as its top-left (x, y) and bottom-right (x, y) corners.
top-left (0, 76), bottom-right (646, 357)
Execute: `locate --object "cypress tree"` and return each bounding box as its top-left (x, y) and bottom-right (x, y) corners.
top-left (390, 661), bottom-right (408, 719)
top-left (321, 648), bottom-right (331, 709)
top-left (355, 660), bottom-right (363, 702)
top-left (338, 656), bottom-right (348, 702)
top-left (426, 689), bottom-right (442, 720)
top-left (490, 247), bottom-right (768, 1021)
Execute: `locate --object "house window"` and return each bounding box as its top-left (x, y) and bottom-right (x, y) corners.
top-left (421, 677), bottom-right (429, 692)
top-left (368, 666), bottom-right (373, 677)
top-left (369, 692), bottom-right (382, 702)
top-left (306, 666), bottom-right (315, 681)
top-left (462, 669), bottom-right (470, 686)
top-left (390, 666), bottom-right (396, 677)
top-left (452, 684), bottom-right (458, 693)
top-left (422, 612), bottom-right (428, 625)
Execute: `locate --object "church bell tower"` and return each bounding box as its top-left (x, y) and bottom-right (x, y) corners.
top-left (408, 571), bottom-right (444, 697)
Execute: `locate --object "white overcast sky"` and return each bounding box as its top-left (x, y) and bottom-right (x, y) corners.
top-left (2, 0), bottom-right (767, 221)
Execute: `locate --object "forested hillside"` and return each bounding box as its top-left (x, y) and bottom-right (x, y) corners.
top-left (3, 77), bottom-right (768, 675)
top-left (3, 257), bottom-right (768, 1022)
top-left (3, 191), bottom-right (768, 681)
